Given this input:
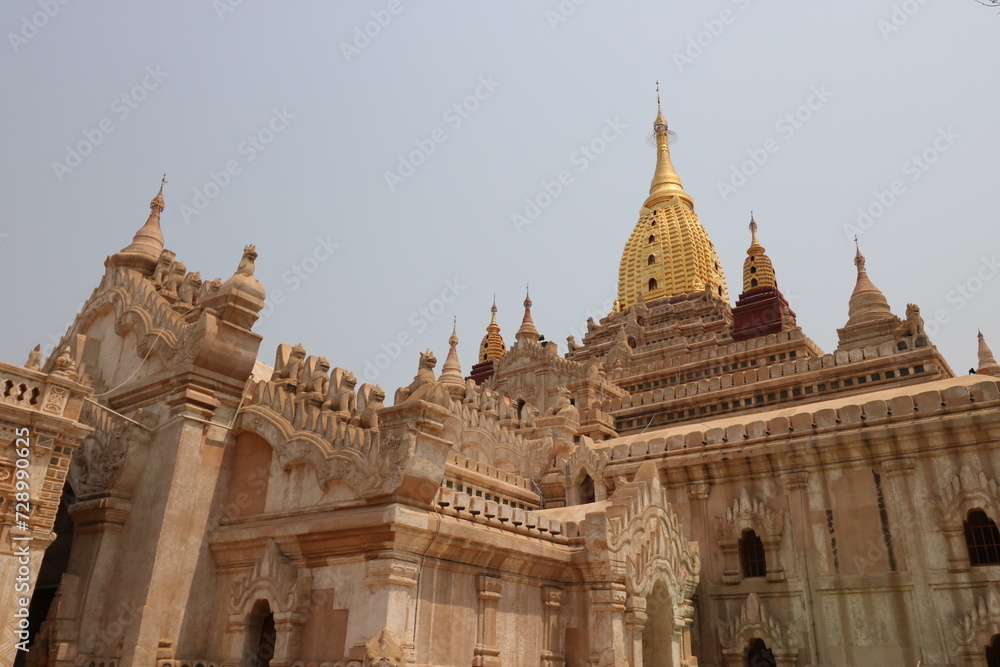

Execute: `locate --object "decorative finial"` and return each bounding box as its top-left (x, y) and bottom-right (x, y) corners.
top-left (151, 174), bottom-right (167, 211)
top-left (524, 283), bottom-right (531, 308)
top-left (656, 80), bottom-right (661, 115)
top-left (854, 237), bottom-right (866, 269)
top-left (491, 293), bottom-right (497, 314)
top-left (449, 317), bottom-right (458, 345)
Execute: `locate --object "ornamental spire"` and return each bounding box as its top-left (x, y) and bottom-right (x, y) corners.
top-left (645, 83), bottom-right (692, 209)
top-left (742, 213), bottom-right (776, 291)
top-left (478, 297), bottom-right (506, 363)
top-left (846, 239), bottom-right (893, 326)
top-left (439, 317), bottom-right (465, 392)
top-left (515, 285), bottom-right (541, 344)
top-left (977, 330), bottom-right (1000, 376)
top-left (111, 174), bottom-right (167, 274)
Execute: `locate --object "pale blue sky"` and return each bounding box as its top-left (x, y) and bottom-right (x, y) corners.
top-left (1, 1), bottom-right (997, 394)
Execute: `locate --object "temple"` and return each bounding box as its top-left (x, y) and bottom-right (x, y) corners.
top-left (3, 94), bottom-right (1000, 667)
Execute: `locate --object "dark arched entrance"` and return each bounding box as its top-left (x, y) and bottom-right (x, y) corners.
top-left (986, 634), bottom-right (1000, 667)
top-left (243, 600), bottom-right (276, 667)
top-left (747, 638), bottom-right (776, 667)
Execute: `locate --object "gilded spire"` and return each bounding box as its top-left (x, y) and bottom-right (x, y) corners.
top-left (977, 330), bottom-right (1000, 376)
top-left (617, 86), bottom-right (728, 308)
top-left (645, 84), bottom-right (692, 210)
top-left (515, 285), bottom-right (541, 344)
top-left (478, 297), bottom-right (506, 363)
top-left (440, 317), bottom-right (465, 391)
top-left (111, 175), bottom-right (167, 274)
top-left (742, 213), bottom-right (777, 292)
top-left (846, 240), bottom-right (893, 326)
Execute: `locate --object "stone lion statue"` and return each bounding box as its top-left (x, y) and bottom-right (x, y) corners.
top-left (365, 628), bottom-right (403, 667)
top-left (394, 350), bottom-right (451, 408)
top-left (272, 343), bottom-right (306, 385)
top-left (547, 386), bottom-right (580, 422)
top-left (352, 385), bottom-right (385, 430)
top-left (301, 357), bottom-right (330, 397)
top-left (178, 271), bottom-right (202, 307)
top-left (324, 371), bottom-right (357, 419)
top-left (902, 303), bottom-right (924, 337)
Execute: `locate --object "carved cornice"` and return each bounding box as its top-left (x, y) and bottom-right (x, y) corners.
top-left (932, 464), bottom-right (1000, 526)
top-left (718, 593), bottom-right (797, 654)
top-left (714, 488), bottom-right (785, 542)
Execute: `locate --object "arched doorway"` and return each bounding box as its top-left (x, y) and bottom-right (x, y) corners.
top-left (747, 638), bottom-right (776, 667)
top-left (243, 600), bottom-right (276, 667)
top-left (987, 634), bottom-right (1000, 667)
top-left (643, 581), bottom-right (675, 667)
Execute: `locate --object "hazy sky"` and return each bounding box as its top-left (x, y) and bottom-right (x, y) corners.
top-left (1, 1), bottom-right (997, 395)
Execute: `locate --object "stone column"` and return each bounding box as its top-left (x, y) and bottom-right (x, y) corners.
top-left (359, 552), bottom-right (420, 662)
top-left (541, 587), bottom-right (564, 667)
top-left (473, 575), bottom-right (502, 667)
top-left (624, 595), bottom-right (646, 667)
top-left (781, 470), bottom-right (822, 667)
top-left (879, 457), bottom-right (950, 665)
top-left (271, 611), bottom-right (307, 667)
top-left (588, 586), bottom-right (627, 666)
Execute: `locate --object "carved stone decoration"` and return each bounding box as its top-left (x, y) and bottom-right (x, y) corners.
top-left (899, 303), bottom-right (925, 337)
top-left (24, 344), bottom-right (42, 371)
top-left (953, 582), bottom-right (1000, 650)
top-left (351, 384), bottom-right (385, 431)
top-left (236, 404), bottom-right (409, 499)
top-left (718, 593), bottom-right (798, 667)
top-left (272, 343), bottom-right (307, 388)
top-left (932, 464), bottom-right (1000, 572)
top-left (394, 350), bottom-right (451, 409)
top-left (324, 370), bottom-right (358, 420)
top-left (50, 349), bottom-right (78, 381)
top-left (74, 403), bottom-right (154, 497)
top-left (546, 386), bottom-right (580, 422)
top-left (364, 628), bottom-right (404, 667)
top-left (229, 539), bottom-right (312, 621)
top-left (715, 488), bottom-right (787, 583)
top-left (581, 462), bottom-right (700, 667)
top-left (564, 437), bottom-right (610, 501)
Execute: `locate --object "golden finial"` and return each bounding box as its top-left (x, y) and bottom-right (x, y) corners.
top-left (151, 173), bottom-right (167, 211)
top-left (854, 236), bottom-right (866, 269)
top-left (524, 283), bottom-right (531, 308)
top-left (449, 316), bottom-right (459, 345)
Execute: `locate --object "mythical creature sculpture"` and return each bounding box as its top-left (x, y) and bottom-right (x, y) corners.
top-left (151, 249), bottom-right (176, 287)
top-left (24, 344), bottom-right (41, 371)
top-left (352, 385), bottom-right (385, 431)
top-left (164, 261), bottom-right (187, 297)
top-left (902, 303), bottom-right (924, 337)
top-left (178, 271), bottom-right (202, 307)
top-left (301, 357), bottom-right (330, 397)
top-left (547, 386), bottom-right (580, 422)
top-left (324, 371), bottom-right (358, 420)
top-left (272, 343), bottom-right (306, 386)
top-left (394, 350), bottom-right (451, 408)
top-left (520, 400), bottom-right (540, 428)
top-left (237, 244), bottom-right (258, 277)
top-left (566, 335), bottom-right (579, 353)
top-left (463, 378), bottom-right (479, 406)
top-left (586, 316), bottom-right (597, 333)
